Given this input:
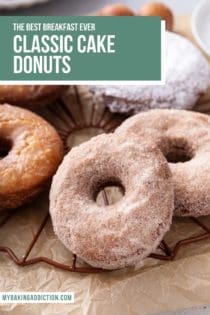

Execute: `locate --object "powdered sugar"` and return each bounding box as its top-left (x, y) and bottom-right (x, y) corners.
top-left (89, 32), bottom-right (210, 114)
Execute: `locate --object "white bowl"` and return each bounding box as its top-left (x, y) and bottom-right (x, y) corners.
top-left (0, 0), bottom-right (50, 9)
top-left (192, 0), bottom-right (210, 56)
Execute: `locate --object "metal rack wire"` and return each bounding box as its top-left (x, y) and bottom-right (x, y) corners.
top-left (1, 197), bottom-right (210, 273)
top-left (1, 86), bottom-right (210, 273)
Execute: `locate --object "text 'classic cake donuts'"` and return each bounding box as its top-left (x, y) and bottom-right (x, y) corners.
top-left (0, 85), bottom-right (67, 109)
top-left (50, 134), bottom-right (174, 270)
top-left (116, 109), bottom-right (210, 217)
top-left (0, 104), bottom-right (64, 210)
top-left (90, 32), bottom-right (210, 114)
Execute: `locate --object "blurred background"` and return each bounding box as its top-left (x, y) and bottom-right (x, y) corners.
top-left (0, 0), bottom-right (199, 16)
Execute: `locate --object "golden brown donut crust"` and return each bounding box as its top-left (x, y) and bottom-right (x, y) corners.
top-left (0, 85), bottom-right (67, 109)
top-left (116, 109), bottom-right (210, 217)
top-left (0, 104), bottom-right (64, 210)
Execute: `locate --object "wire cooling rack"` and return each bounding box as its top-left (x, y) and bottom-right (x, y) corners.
top-left (1, 85), bottom-right (210, 273)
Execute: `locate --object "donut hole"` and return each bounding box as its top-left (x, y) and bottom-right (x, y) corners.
top-left (95, 180), bottom-right (125, 206)
top-left (0, 137), bottom-right (12, 159)
top-left (162, 137), bottom-right (194, 163)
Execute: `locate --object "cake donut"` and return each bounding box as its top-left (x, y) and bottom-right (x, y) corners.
top-left (0, 85), bottom-right (67, 109)
top-left (89, 32), bottom-right (210, 114)
top-left (50, 134), bottom-right (174, 269)
top-left (116, 109), bottom-right (210, 217)
top-left (0, 104), bottom-right (63, 210)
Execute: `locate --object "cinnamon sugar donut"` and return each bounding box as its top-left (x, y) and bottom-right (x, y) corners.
top-left (116, 109), bottom-right (210, 217)
top-left (0, 104), bottom-right (63, 210)
top-left (50, 134), bottom-right (174, 269)
top-left (90, 32), bottom-right (210, 114)
top-left (0, 85), bottom-right (67, 109)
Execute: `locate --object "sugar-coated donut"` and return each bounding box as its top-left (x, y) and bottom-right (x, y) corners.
top-left (0, 104), bottom-right (64, 210)
top-left (89, 32), bottom-right (210, 114)
top-left (50, 134), bottom-right (174, 270)
top-left (0, 85), bottom-right (67, 109)
top-left (116, 109), bottom-right (210, 217)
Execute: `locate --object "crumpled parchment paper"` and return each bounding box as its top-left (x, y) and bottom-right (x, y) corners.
top-left (0, 16), bottom-right (210, 315)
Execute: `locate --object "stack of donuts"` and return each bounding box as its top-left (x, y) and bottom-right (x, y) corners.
top-left (1, 90), bottom-right (210, 271)
top-left (1, 2), bottom-right (210, 271)
top-left (50, 109), bottom-right (210, 270)
top-left (49, 3), bottom-right (210, 270)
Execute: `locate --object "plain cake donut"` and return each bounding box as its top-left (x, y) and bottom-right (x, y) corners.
top-left (0, 85), bottom-right (67, 109)
top-left (50, 134), bottom-right (174, 270)
top-left (116, 109), bottom-right (210, 217)
top-left (0, 104), bottom-right (64, 210)
top-left (89, 32), bottom-right (210, 114)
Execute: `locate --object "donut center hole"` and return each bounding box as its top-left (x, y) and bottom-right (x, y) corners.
top-left (0, 137), bottom-right (12, 159)
top-left (95, 182), bottom-right (125, 206)
top-left (163, 138), bottom-right (194, 163)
